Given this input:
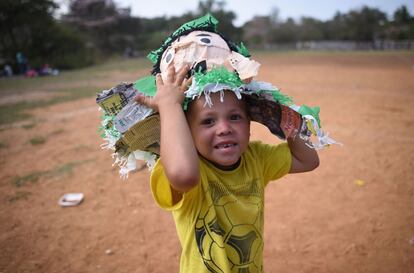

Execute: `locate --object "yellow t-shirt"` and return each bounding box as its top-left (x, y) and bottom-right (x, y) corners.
top-left (150, 141), bottom-right (291, 273)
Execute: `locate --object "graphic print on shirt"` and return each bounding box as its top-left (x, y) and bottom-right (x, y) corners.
top-left (195, 178), bottom-right (264, 273)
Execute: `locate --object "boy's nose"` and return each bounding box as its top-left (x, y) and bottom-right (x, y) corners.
top-left (217, 120), bottom-right (232, 135)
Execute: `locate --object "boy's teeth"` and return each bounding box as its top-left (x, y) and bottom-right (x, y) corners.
top-left (217, 143), bottom-right (234, 148)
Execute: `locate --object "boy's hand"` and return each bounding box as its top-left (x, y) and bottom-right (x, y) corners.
top-left (135, 65), bottom-right (191, 111)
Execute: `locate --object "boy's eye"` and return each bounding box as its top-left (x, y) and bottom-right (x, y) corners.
top-left (230, 114), bottom-right (242, 120)
top-left (201, 118), bottom-right (214, 125)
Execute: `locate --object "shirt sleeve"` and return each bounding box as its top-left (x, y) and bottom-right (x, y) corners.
top-left (251, 141), bottom-right (292, 185)
top-left (150, 159), bottom-right (184, 211)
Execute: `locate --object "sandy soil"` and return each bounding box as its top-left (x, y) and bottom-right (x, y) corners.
top-left (0, 53), bottom-right (413, 273)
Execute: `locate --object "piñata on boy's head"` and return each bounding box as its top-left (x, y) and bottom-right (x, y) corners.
top-left (96, 14), bottom-right (338, 178)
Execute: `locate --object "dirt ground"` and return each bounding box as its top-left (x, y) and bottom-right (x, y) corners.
top-left (0, 52), bottom-right (413, 273)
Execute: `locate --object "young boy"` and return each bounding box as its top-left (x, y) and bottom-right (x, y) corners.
top-left (135, 65), bottom-right (319, 273)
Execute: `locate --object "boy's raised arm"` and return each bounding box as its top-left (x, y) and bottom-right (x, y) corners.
top-left (287, 136), bottom-right (320, 173)
top-left (135, 65), bottom-right (200, 192)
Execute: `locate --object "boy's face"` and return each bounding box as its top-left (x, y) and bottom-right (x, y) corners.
top-left (186, 91), bottom-right (250, 170)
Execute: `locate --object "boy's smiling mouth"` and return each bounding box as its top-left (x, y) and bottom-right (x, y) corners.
top-left (214, 142), bottom-right (237, 149)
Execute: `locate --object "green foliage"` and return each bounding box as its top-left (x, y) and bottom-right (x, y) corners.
top-left (298, 17), bottom-right (325, 41)
top-left (11, 159), bottom-right (94, 187)
top-left (45, 23), bottom-right (96, 69)
top-left (12, 171), bottom-right (44, 187)
top-left (0, 0), bottom-right (57, 63)
top-left (1, 0), bottom-right (412, 71)
top-left (394, 6), bottom-right (411, 24)
top-left (50, 129), bottom-right (65, 135)
top-left (269, 18), bottom-right (299, 43)
top-left (0, 140), bottom-right (7, 149)
top-left (245, 4), bottom-right (413, 45)
top-left (343, 6), bottom-right (387, 41)
top-left (9, 191), bottom-right (32, 202)
top-left (387, 5), bottom-right (414, 40)
top-left (0, 87), bottom-right (97, 125)
top-left (63, 0), bottom-right (132, 54)
top-left (0, 103), bottom-right (32, 125)
top-left (196, 0), bottom-right (242, 42)
top-left (28, 130), bottom-right (64, 146)
top-left (0, 0), bottom-right (97, 70)
top-left (29, 136), bottom-right (47, 145)
top-left (0, 57), bottom-right (149, 125)
top-left (63, 0), bottom-right (243, 55)
top-left (22, 123), bottom-right (37, 129)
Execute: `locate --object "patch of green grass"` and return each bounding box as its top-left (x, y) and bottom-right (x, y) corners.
top-left (9, 191), bottom-right (32, 202)
top-left (0, 57), bottom-right (151, 125)
top-left (0, 140), bottom-right (7, 149)
top-left (73, 144), bottom-right (93, 151)
top-left (11, 171), bottom-right (45, 187)
top-left (22, 123), bottom-right (37, 129)
top-left (0, 57), bottom-right (149, 94)
top-left (10, 158), bottom-right (95, 187)
top-left (0, 86), bottom-right (98, 125)
top-left (49, 161), bottom-right (84, 177)
top-left (29, 136), bottom-right (47, 145)
top-left (47, 158), bottom-right (95, 178)
top-left (86, 56), bottom-right (150, 74)
top-left (252, 49), bottom-right (414, 56)
top-left (50, 128), bottom-right (65, 135)
top-left (0, 103), bottom-right (32, 125)
top-left (27, 129), bottom-right (64, 146)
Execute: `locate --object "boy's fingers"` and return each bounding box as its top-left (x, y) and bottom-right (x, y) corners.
top-left (155, 73), bottom-right (163, 86)
top-left (134, 93), bottom-right (154, 109)
top-left (181, 76), bottom-right (192, 90)
top-left (175, 65), bottom-right (189, 85)
top-left (134, 93), bottom-right (147, 104)
top-left (166, 66), bottom-right (175, 83)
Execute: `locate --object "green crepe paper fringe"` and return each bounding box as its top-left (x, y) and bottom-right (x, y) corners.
top-left (183, 98), bottom-right (191, 111)
top-left (194, 66), bottom-right (243, 90)
top-left (236, 42), bottom-right (251, 58)
top-left (271, 90), bottom-right (293, 106)
top-left (131, 67), bottom-right (321, 130)
top-left (130, 66), bottom-right (321, 128)
top-left (182, 67), bottom-right (295, 111)
top-left (298, 105), bottom-right (321, 127)
top-left (192, 67), bottom-right (294, 108)
top-left (255, 89), bottom-right (293, 106)
top-left (147, 14), bottom-right (218, 64)
top-left (183, 67), bottom-right (242, 110)
top-left (98, 113), bottom-right (121, 140)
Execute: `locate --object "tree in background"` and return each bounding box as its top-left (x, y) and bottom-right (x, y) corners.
top-left (2, 0), bottom-right (413, 71)
top-left (268, 18), bottom-right (299, 43)
top-left (196, 0), bottom-right (242, 42)
top-left (243, 5), bottom-right (410, 46)
top-left (324, 12), bottom-right (349, 40)
top-left (243, 16), bottom-right (273, 47)
top-left (0, 0), bottom-right (94, 70)
top-left (297, 17), bottom-right (325, 41)
top-left (386, 5), bottom-right (414, 40)
top-left (394, 5), bottom-right (411, 24)
top-left (0, 0), bottom-right (57, 66)
top-left (60, 0), bottom-right (242, 58)
top-left (343, 6), bottom-right (387, 41)
top-left (63, 0), bottom-right (130, 54)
